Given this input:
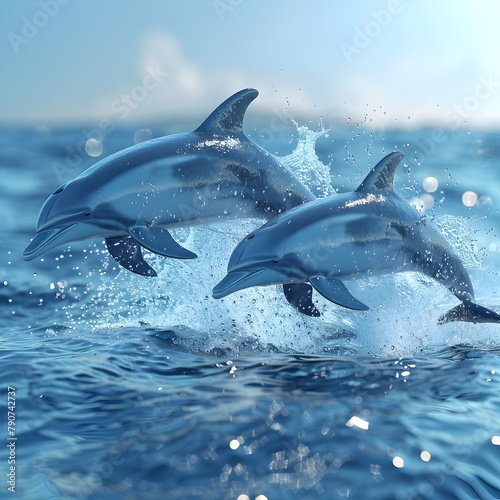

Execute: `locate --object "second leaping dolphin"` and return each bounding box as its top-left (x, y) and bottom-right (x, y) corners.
top-left (23, 89), bottom-right (315, 276)
top-left (213, 152), bottom-right (500, 324)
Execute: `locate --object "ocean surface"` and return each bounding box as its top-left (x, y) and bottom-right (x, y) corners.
top-left (1, 121), bottom-right (500, 499)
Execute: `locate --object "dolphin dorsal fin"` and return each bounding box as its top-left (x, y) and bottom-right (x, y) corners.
top-left (355, 152), bottom-right (404, 193)
top-left (195, 88), bottom-right (259, 135)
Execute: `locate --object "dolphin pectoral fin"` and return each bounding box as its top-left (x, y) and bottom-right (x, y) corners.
top-left (309, 276), bottom-right (369, 311)
top-left (105, 236), bottom-right (157, 277)
top-left (283, 284), bottom-right (321, 317)
top-left (438, 301), bottom-right (500, 325)
top-left (129, 226), bottom-right (197, 260)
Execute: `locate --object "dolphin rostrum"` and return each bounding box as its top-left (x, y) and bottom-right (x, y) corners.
top-left (24, 89), bottom-right (315, 276)
top-left (213, 152), bottom-right (500, 324)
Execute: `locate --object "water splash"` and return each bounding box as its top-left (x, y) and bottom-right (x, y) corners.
top-left (281, 125), bottom-right (335, 198)
top-left (66, 220), bottom-right (356, 356)
top-left (59, 125), bottom-right (499, 358)
top-left (432, 214), bottom-right (484, 270)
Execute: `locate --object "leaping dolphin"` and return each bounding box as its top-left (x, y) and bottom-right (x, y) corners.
top-left (213, 152), bottom-right (500, 324)
top-left (23, 89), bottom-right (315, 276)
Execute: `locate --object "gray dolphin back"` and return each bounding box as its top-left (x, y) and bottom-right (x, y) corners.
top-left (214, 150), bottom-right (500, 325)
top-left (24, 88), bottom-right (315, 278)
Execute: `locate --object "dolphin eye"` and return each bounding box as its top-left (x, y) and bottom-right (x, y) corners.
top-left (273, 258), bottom-right (279, 263)
top-left (84, 211), bottom-right (92, 216)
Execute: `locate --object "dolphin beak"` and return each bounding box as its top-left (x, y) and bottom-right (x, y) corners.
top-left (23, 224), bottom-right (79, 260)
top-left (212, 268), bottom-right (286, 299)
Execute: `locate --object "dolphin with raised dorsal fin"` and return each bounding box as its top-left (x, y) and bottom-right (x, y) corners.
top-left (213, 151), bottom-right (500, 324)
top-left (23, 89), bottom-right (315, 276)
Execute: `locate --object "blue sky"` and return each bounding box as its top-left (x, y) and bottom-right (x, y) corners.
top-left (1, 0), bottom-right (500, 129)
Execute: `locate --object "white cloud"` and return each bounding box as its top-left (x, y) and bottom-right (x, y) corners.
top-left (141, 31), bottom-right (202, 96)
top-left (118, 30), bottom-right (318, 128)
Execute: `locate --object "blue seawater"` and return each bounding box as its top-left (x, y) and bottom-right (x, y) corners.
top-left (1, 123), bottom-right (500, 499)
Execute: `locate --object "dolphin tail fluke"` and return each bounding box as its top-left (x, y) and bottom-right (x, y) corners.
top-left (105, 236), bottom-right (157, 277)
top-left (438, 301), bottom-right (500, 324)
top-left (283, 283), bottom-right (321, 317)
